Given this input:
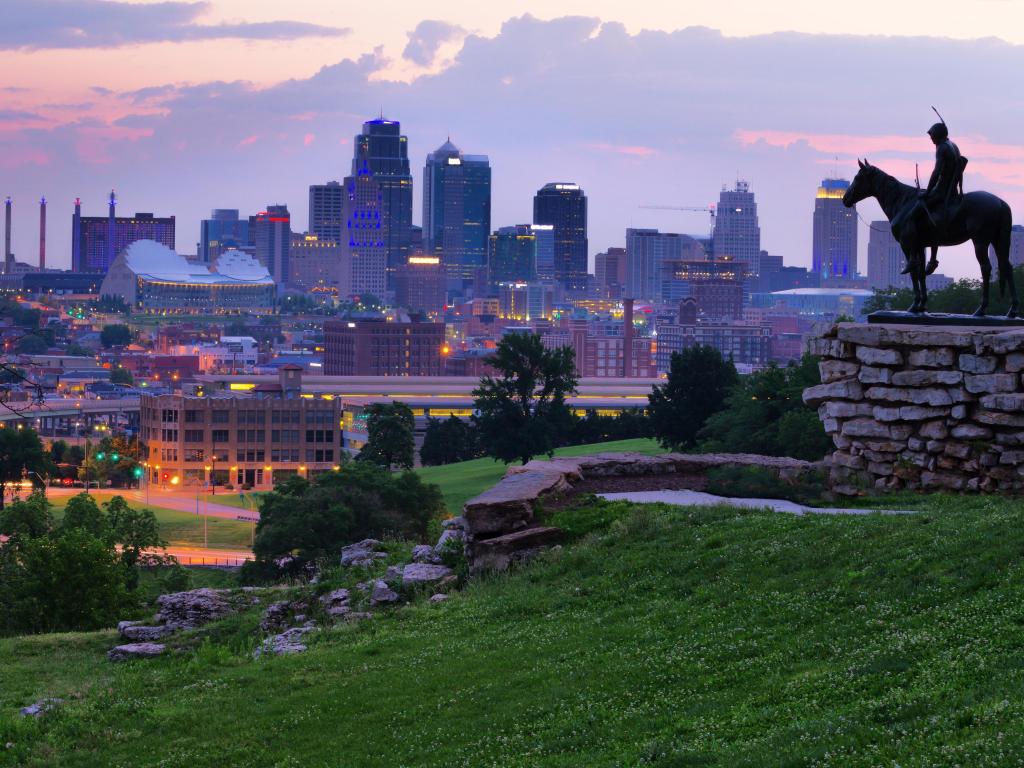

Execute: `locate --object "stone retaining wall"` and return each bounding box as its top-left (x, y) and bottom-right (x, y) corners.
top-left (804, 322), bottom-right (1024, 495)
top-left (462, 451), bottom-right (816, 570)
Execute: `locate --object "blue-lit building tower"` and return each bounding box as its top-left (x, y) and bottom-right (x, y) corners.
top-left (199, 209), bottom-right (250, 264)
top-left (812, 178), bottom-right (857, 283)
top-left (533, 182), bottom-right (588, 291)
top-left (423, 139), bottom-right (491, 291)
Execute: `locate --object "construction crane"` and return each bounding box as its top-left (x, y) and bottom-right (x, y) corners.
top-left (638, 205), bottom-right (716, 257)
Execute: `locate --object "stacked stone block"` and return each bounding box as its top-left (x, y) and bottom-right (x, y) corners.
top-left (805, 323), bottom-right (1024, 495)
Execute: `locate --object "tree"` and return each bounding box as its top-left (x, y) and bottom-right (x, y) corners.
top-left (105, 495), bottom-right (165, 589)
top-left (100, 324), bottom-right (132, 348)
top-left (420, 416), bottom-right (480, 466)
top-left (472, 333), bottom-right (578, 465)
top-left (59, 493), bottom-right (109, 539)
top-left (647, 345), bottom-right (738, 451)
top-left (0, 427), bottom-right (49, 509)
top-left (110, 366), bottom-right (134, 385)
top-left (358, 402), bottom-right (415, 470)
top-left (15, 333), bottom-right (49, 354)
top-left (0, 492), bottom-right (52, 543)
top-left (698, 355), bottom-right (832, 461)
top-left (64, 342), bottom-right (92, 357)
top-left (246, 465), bottom-right (443, 578)
top-left (79, 434), bottom-right (141, 488)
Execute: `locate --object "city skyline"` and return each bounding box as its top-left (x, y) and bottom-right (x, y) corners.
top-left (4, 6), bottom-right (1024, 279)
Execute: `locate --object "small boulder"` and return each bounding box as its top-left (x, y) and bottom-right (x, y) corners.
top-left (155, 588), bottom-right (234, 630)
top-left (384, 565), bottom-right (404, 581)
top-left (255, 626), bottom-right (316, 657)
top-left (260, 601), bottom-right (292, 631)
top-left (435, 527), bottom-right (464, 554)
top-left (368, 579), bottom-right (400, 606)
top-left (20, 698), bottom-right (63, 717)
top-left (429, 593), bottom-right (449, 604)
top-left (402, 563), bottom-right (454, 587)
top-left (107, 643), bottom-right (166, 662)
top-left (119, 624), bottom-right (174, 642)
top-left (411, 544), bottom-right (441, 564)
top-left (340, 539), bottom-right (388, 567)
top-left (319, 588), bottom-right (351, 618)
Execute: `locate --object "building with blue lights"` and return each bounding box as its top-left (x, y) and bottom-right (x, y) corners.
top-left (812, 178), bottom-right (857, 283)
top-left (72, 193), bottom-right (175, 273)
top-left (198, 209), bottom-right (250, 264)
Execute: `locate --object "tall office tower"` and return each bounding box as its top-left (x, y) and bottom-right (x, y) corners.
top-left (308, 181), bottom-right (344, 243)
top-left (533, 183), bottom-right (588, 291)
top-left (712, 180), bottom-right (760, 277)
top-left (531, 224), bottom-right (555, 279)
top-left (199, 209), bottom-right (250, 264)
top-left (394, 255), bottom-right (446, 316)
top-left (1009, 225), bottom-right (1024, 267)
top-left (252, 205), bottom-right (291, 286)
top-left (812, 178), bottom-right (858, 282)
top-left (594, 247), bottom-right (627, 298)
top-left (488, 225), bottom-right (537, 287)
top-left (289, 233), bottom-right (350, 294)
top-left (867, 221), bottom-right (910, 290)
top-left (341, 167), bottom-right (387, 298)
top-left (624, 229), bottom-right (698, 301)
top-left (423, 139), bottom-right (492, 288)
top-left (350, 118), bottom-right (414, 283)
top-left (4, 197), bottom-right (11, 274)
top-left (38, 198), bottom-right (45, 270)
top-left (73, 195), bottom-right (176, 273)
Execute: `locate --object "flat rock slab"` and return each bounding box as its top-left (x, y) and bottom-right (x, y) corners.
top-left (402, 563), bottom-right (453, 586)
top-left (598, 490), bottom-right (916, 516)
top-left (471, 526), bottom-right (564, 572)
top-left (868, 311), bottom-right (1024, 327)
top-left (108, 643), bottom-right (167, 662)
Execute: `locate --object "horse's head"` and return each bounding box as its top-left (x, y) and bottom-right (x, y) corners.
top-left (843, 159), bottom-right (875, 208)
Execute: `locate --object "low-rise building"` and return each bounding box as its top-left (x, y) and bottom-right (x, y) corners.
top-left (323, 319), bottom-right (445, 376)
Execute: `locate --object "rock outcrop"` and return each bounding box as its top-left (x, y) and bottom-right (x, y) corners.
top-left (107, 643), bottom-right (167, 662)
top-left (340, 539), bottom-right (388, 567)
top-left (155, 588), bottom-right (235, 630)
top-left (806, 322), bottom-right (1024, 494)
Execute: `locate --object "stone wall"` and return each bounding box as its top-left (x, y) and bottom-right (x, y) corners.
top-left (804, 323), bottom-right (1024, 495)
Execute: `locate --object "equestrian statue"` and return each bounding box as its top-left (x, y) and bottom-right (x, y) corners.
top-left (842, 110), bottom-right (1019, 318)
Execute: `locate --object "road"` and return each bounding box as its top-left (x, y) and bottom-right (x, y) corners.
top-left (44, 486), bottom-right (260, 522)
top-left (159, 545), bottom-right (253, 567)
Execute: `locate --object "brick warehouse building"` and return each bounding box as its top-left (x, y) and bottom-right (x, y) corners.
top-left (323, 319), bottom-right (445, 376)
top-left (139, 366), bottom-right (342, 489)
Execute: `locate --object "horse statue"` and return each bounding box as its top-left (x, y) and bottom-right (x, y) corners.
top-left (842, 159), bottom-right (1019, 317)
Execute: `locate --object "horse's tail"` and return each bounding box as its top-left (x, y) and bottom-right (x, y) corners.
top-left (996, 201), bottom-right (1014, 297)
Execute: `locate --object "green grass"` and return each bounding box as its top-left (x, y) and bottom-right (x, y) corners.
top-left (415, 438), bottom-right (663, 514)
top-left (200, 492), bottom-right (264, 511)
top-left (45, 492), bottom-right (254, 552)
top-left (5, 494), bottom-right (1024, 765)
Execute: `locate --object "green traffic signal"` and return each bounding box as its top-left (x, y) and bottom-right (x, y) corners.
top-left (111, 453), bottom-right (120, 461)
top-left (95, 452), bottom-right (105, 460)
top-left (133, 467), bottom-right (143, 478)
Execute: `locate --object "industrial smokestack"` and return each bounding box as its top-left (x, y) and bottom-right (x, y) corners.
top-left (38, 197), bottom-right (46, 271)
top-left (622, 297), bottom-right (634, 378)
top-left (4, 197), bottom-right (11, 274)
top-left (72, 198), bottom-right (81, 271)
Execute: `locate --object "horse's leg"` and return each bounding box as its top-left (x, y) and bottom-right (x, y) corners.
top-left (974, 239), bottom-right (992, 317)
top-left (926, 245), bottom-right (939, 275)
top-left (915, 249), bottom-right (929, 313)
top-left (994, 229), bottom-right (1020, 318)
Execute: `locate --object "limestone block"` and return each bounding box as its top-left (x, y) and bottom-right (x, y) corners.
top-left (951, 405), bottom-right (968, 420)
top-left (899, 406), bottom-right (947, 421)
top-left (950, 423), bottom-right (993, 440)
top-left (947, 388), bottom-right (977, 403)
top-left (979, 329), bottom-right (1024, 355)
top-left (864, 386), bottom-right (953, 407)
top-left (943, 442), bottom-right (971, 459)
top-left (889, 424), bottom-right (914, 441)
top-left (980, 452), bottom-right (1000, 467)
top-left (838, 325), bottom-right (979, 348)
top-left (807, 337), bottom-right (854, 359)
top-left (978, 393), bottom-right (1024, 412)
top-left (841, 419), bottom-right (895, 439)
top-left (820, 401), bottom-right (873, 419)
top-left (832, 435), bottom-right (852, 450)
top-left (919, 421), bottom-right (948, 440)
top-left (907, 438), bottom-right (926, 451)
top-left (958, 354), bottom-right (998, 374)
top-left (921, 471), bottom-right (966, 490)
top-left (867, 461), bottom-right (894, 476)
top-left (999, 450), bottom-right (1024, 465)
top-left (819, 359), bottom-right (860, 383)
top-left (964, 373), bottom-right (1018, 394)
top-left (903, 452), bottom-right (930, 468)
top-left (891, 370), bottom-right (963, 387)
top-left (863, 440), bottom-right (907, 453)
top-left (858, 366), bottom-right (893, 385)
top-left (908, 347), bottom-right (956, 368)
top-left (974, 410), bottom-right (1024, 428)
top-left (871, 406), bottom-right (902, 422)
top-left (1005, 352), bottom-right (1024, 372)
top-left (831, 451), bottom-right (864, 470)
top-left (856, 346), bottom-right (903, 366)
top-left (936, 456), bottom-right (958, 470)
top-left (802, 380), bottom-right (864, 407)
top-left (995, 432), bottom-right (1024, 446)
top-left (862, 450), bottom-right (897, 463)
top-left (925, 440), bottom-right (945, 454)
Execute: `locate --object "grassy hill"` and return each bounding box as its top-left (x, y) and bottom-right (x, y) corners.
top-left (415, 437), bottom-right (663, 514)
top-left (4, 491), bottom-right (1024, 766)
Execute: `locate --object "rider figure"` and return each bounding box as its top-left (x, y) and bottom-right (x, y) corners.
top-left (902, 119), bottom-right (966, 275)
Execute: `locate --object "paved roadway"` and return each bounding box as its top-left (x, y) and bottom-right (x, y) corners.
top-left (159, 545), bottom-right (253, 567)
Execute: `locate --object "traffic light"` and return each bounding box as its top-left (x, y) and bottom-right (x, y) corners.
top-left (132, 466), bottom-right (143, 478)
top-left (111, 453), bottom-right (120, 461)
top-left (95, 452), bottom-right (105, 460)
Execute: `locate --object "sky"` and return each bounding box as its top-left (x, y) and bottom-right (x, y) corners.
top-left (4, 0), bottom-right (1024, 279)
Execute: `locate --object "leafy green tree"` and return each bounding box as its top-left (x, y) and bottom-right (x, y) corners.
top-left (0, 427), bottom-right (49, 509)
top-left (647, 345), bottom-right (738, 451)
top-left (100, 324), bottom-right (132, 348)
top-left (359, 402), bottom-right (416, 470)
top-left (0, 492), bottom-right (52, 543)
top-left (15, 333), bottom-right (49, 354)
top-left (419, 416), bottom-right (480, 466)
top-left (105, 495), bottom-right (165, 589)
top-left (246, 465), bottom-right (443, 578)
top-left (110, 366), bottom-right (134, 385)
top-left (64, 444), bottom-right (85, 467)
top-left (567, 410), bottom-right (652, 446)
top-left (59, 493), bottom-right (109, 539)
top-left (698, 355), bottom-right (831, 461)
top-left (79, 434), bottom-right (141, 488)
top-left (5, 527), bottom-right (131, 634)
top-left (472, 333), bottom-right (578, 465)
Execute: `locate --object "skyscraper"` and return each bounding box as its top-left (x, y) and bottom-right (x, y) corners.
top-left (488, 225), bottom-right (537, 287)
top-left (199, 209), bottom-right (250, 264)
top-left (341, 166), bottom-right (387, 298)
top-left (624, 228), bottom-right (701, 302)
top-left (350, 119), bottom-right (413, 282)
top-left (594, 247), bottom-right (627, 298)
top-left (812, 178), bottom-right (858, 282)
top-left (308, 181), bottom-right (344, 243)
top-left (423, 139), bottom-right (492, 288)
top-left (533, 183), bottom-right (587, 291)
top-left (252, 205), bottom-right (291, 286)
top-left (712, 180), bottom-right (760, 277)
top-left (531, 224), bottom-right (555, 279)
top-left (72, 194), bottom-right (175, 273)
top-left (867, 221), bottom-right (909, 290)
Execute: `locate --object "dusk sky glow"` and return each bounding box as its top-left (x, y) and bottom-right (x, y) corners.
top-left (4, 0), bottom-right (1024, 278)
